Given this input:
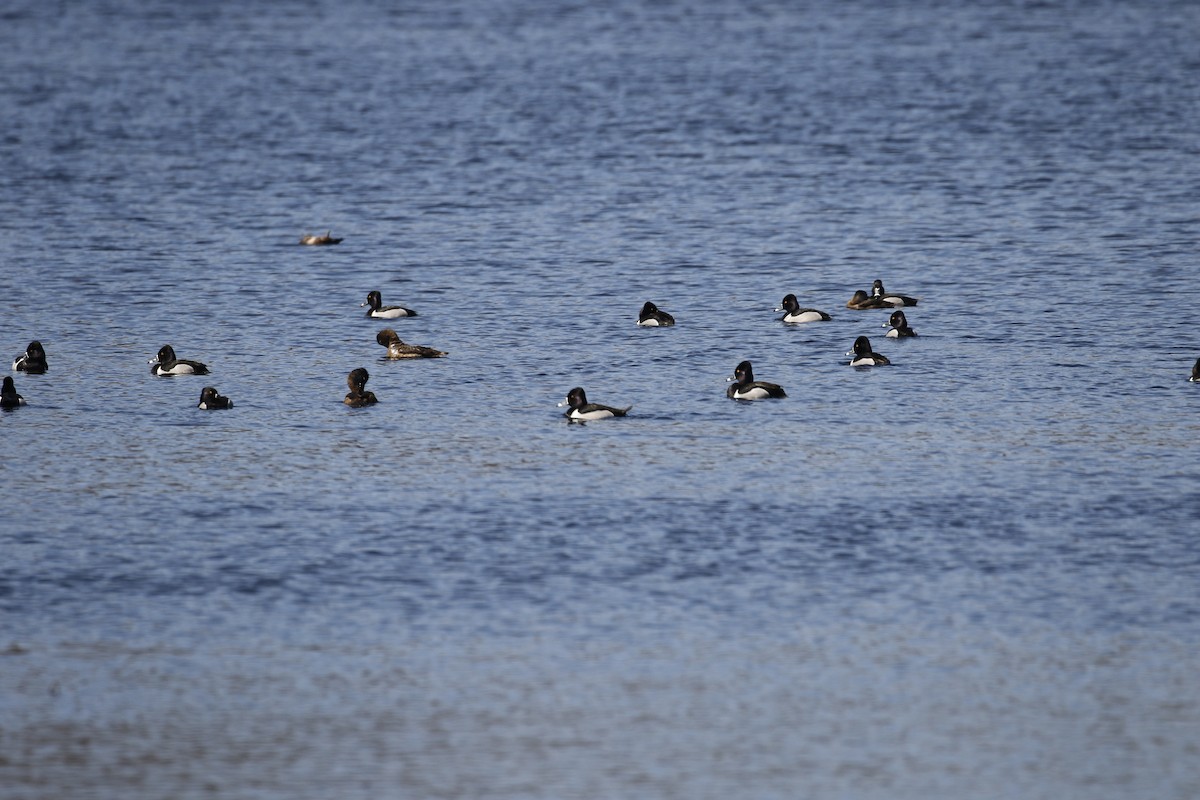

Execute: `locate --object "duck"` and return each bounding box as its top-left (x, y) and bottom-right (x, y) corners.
top-left (1191, 358), bottom-right (1200, 383)
top-left (726, 360), bottom-right (787, 400)
top-left (375, 328), bottom-right (447, 359)
top-left (344, 368), bottom-right (378, 407)
top-left (871, 279), bottom-right (918, 307)
top-left (149, 345), bottom-right (210, 376)
top-left (558, 386), bottom-right (631, 420)
top-left (775, 294), bottom-right (831, 323)
top-left (848, 335), bottom-right (890, 366)
top-left (846, 289), bottom-right (888, 310)
top-left (1, 376), bottom-right (25, 409)
top-left (362, 290), bottom-right (417, 319)
top-left (197, 387), bottom-right (233, 410)
top-left (300, 231), bottom-right (342, 245)
top-left (637, 301), bottom-right (676, 327)
top-left (12, 340), bottom-right (47, 374)
top-left (882, 310), bottom-right (918, 338)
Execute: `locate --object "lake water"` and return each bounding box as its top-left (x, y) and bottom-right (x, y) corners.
top-left (2, 0), bottom-right (1199, 797)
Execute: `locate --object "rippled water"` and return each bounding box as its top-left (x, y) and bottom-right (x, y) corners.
top-left (2, 1), bottom-right (1199, 797)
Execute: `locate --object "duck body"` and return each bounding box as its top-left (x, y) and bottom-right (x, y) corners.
top-left (300, 231), bottom-right (342, 245)
top-left (559, 387), bottom-right (630, 420)
top-left (883, 310), bottom-right (918, 338)
top-left (775, 294), bottom-right (831, 323)
top-left (12, 340), bottom-right (48, 374)
top-left (848, 336), bottom-right (891, 366)
top-left (846, 289), bottom-right (888, 310)
top-left (871, 280), bottom-right (918, 307)
top-left (637, 301), bottom-right (676, 327)
top-left (362, 290), bottom-right (416, 319)
top-left (1, 376), bottom-right (25, 409)
top-left (375, 328), bottom-right (447, 359)
top-left (197, 387), bottom-right (233, 410)
top-left (344, 367), bottom-right (379, 407)
top-left (150, 345), bottom-right (209, 376)
top-left (1191, 358), bottom-right (1200, 382)
top-left (726, 360), bottom-right (786, 400)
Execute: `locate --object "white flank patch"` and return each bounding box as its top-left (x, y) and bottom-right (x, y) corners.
top-left (735, 387), bottom-right (770, 400)
top-left (786, 311), bottom-right (825, 323)
top-left (572, 408), bottom-right (615, 420)
top-left (637, 318), bottom-right (660, 327)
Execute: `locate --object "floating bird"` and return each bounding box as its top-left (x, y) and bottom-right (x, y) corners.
top-left (1, 375), bottom-right (25, 409)
top-left (848, 336), bottom-right (890, 366)
top-left (558, 386), bottom-right (631, 420)
top-left (300, 231), bottom-right (342, 245)
top-left (846, 289), bottom-right (888, 310)
top-left (149, 345), bottom-right (209, 376)
top-left (344, 368), bottom-right (378, 407)
top-left (361, 290), bottom-right (416, 319)
top-left (12, 340), bottom-right (47, 374)
top-left (637, 301), bottom-right (676, 327)
top-left (871, 279), bottom-right (918, 307)
top-left (882, 310), bottom-right (918, 338)
top-left (726, 360), bottom-right (787, 400)
top-left (375, 328), bottom-right (447, 359)
top-left (775, 294), bottom-right (831, 323)
top-left (197, 387), bottom-right (233, 410)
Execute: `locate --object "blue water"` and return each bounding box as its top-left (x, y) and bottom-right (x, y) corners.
top-left (2, 1), bottom-right (1199, 797)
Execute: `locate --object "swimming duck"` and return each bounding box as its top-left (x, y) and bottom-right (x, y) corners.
top-left (300, 231), bottom-right (342, 245)
top-left (775, 294), bottom-right (832, 323)
top-left (882, 310), bottom-right (918, 338)
top-left (344, 368), bottom-right (378, 407)
top-left (197, 387), bottom-right (233, 410)
top-left (871, 279), bottom-right (918, 307)
top-left (1191, 358), bottom-right (1200, 382)
top-left (637, 301), bottom-right (676, 327)
top-left (375, 328), bottom-right (447, 359)
top-left (848, 336), bottom-right (890, 366)
top-left (846, 289), bottom-right (888, 310)
top-left (12, 340), bottom-right (47, 374)
top-left (558, 386), bottom-right (631, 420)
top-left (362, 290), bottom-right (417, 319)
top-left (1, 376), bottom-right (25, 409)
top-left (149, 345), bottom-right (210, 376)
top-left (726, 360), bottom-right (787, 400)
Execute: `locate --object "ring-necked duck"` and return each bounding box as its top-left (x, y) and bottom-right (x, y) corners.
top-left (344, 368), bottom-right (378, 407)
top-left (12, 340), bottom-right (47, 374)
top-left (362, 290), bottom-right (417, 319)
top-left (726, 360), bottom-right (787, 400)
top-left (848, 336), bottom-right (890, 366)
top-left (882, 310), bottom-right (918, 338)
top-left (558, 386), bottom-right (631, 420)
top-left (775, 294), bottom-right (831, 323)
top-left (197, 387), bottom-right (233, 410)
top-left (149, 345), bottom-right (210, 376)
top-left (1191, 358), bottom-right (1200, 382)
top-left (637, 301), bottom-right (676, 327)
top-left (1, 376), bottom-right (25, 409)
top-left (300, 231), bottom-right (342, 245)
top-left (846, 289), bottom-right (888, 310)
top-left (375, 328), bottom-right (447, 359)
top-left (871, 279), bottom-right (918, 307)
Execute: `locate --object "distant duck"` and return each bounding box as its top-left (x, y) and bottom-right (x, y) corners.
top-left (846, 289), bottom-right (888, 310)
top-left (344, 368), bottom-right (378, 407)
top-left (882, 310), bottom-right (918, 338)
top-left (637, 301), bottom-right (676, 327)
top-left (1191, 358), bottom-right (1200, 382)
top-left (775, 293), bottom-right (831, 323)
top-left (149, 344), bottom-right (210, 376)
top-left (1, 376), bottom-right (25, 409)
top-left (558, 386), bottom-right (631, 420)
top-left (300, 231), bottom-right (342, 246)
top-left (12, 340), bottom-right (47, 374)
top-left (871, 279), bottom-right (918, 307)
top-left (197, 387), bottom-right (233, 410)
top-left (375, 328), bottom-right (447, 359)
top-left (362, 290), bottom-right (417, 319)
top-left (726, 360), bottom-right (787, 400)
top-left (848, 335), bottom-right (890, 366)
